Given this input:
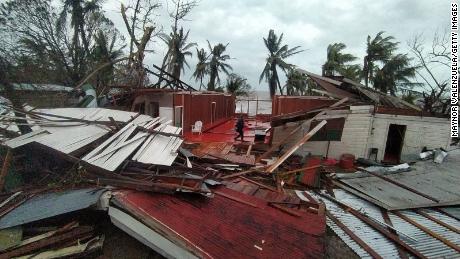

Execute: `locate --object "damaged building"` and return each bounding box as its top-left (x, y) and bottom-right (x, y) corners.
top-left (270, 70), bottom-right (451, 163)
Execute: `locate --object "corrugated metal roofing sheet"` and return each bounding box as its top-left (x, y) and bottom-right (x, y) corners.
top-left (113, 188), bottom-right (326, 258)
top-left (4, 108), bottom-right (183, 170)
top-left (335, 149), bottom-right (460, 210)
top-left (0, 188), bottom-right (106, 229)
top-left (307, 189), bottom-right (460, 258)
top-left (83, 117), bottom-right (182, 171)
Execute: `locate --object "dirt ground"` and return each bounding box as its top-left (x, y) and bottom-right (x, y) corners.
top-left (325, 227), bottom-right (359, 259)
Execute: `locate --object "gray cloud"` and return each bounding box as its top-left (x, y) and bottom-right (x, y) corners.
top-left (103, 0), bottom-right (451, 91)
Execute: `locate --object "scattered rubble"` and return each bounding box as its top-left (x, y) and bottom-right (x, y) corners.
top-left (0, 95), bottom-right (458, 258)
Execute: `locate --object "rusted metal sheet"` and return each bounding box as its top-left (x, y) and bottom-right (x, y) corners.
top-left (174, 92), bottom-right (235, 133)
top-left (112, 188), bottom-right (326, 258)
top-left (272, 96), bottom-right (337, 116)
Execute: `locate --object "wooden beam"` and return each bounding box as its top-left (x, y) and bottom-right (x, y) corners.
top-left (246, 144), bottom-right (253, 156)
top-left (393, 211), bottom-right (460, 253)
top-left (220, 168), bottom-right (261, 179)
top-left (327, 211), bottom-right (383, 259)
top-left (259, 97), bottom-right (348, 163)
top-left (278, 165), bottom-right (322, 177)
top-left (266, 120), bottom-right (327, 173)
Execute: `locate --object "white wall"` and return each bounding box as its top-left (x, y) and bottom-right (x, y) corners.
top-left (272, 106), bottom-right (450, 161)
top-left (131, 93), bottom-right (174, 124)
top-left (368, 114), bottom-right (450, 161)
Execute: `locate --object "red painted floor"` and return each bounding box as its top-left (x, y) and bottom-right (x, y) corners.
top-left (184, 118), bottom-right (270, 143)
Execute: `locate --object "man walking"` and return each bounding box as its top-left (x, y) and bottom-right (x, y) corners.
top-left (234, 116), bottom-right (244, 141)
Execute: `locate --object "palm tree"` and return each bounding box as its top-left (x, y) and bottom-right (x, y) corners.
top-left (340, 64), bottom-right (362, 82)
top-left (363, 31), bottom-right (398, 87)
top-left (322, 43), bottom-right (358, 77)
top-left (260, 29), bottom-right (303, 98)
top-left (192, 48), bottom-right (208, 90)
top-left (57, 0), bottom-right (101, 53)
top-left (285, 69), bottom-right (308, 96)
top-left (92, 30), bottom-right (125, 94)
top-left (225, 73), bottom-right (251, 96)
top-left (206, 41), bottom-right (232, 91)
top-left (160, 27), bottom-right (197, 81)
top-left (57, 0), bottom-right (102, 81)
top-left (372, 54), bottom-right (418, 96)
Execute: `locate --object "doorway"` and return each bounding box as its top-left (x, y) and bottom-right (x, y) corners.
top-left (383, 124), bottom-right (406, 163)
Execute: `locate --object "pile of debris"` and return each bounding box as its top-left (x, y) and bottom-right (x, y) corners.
top-left (0, 105), bottom-right (327, 258)
top-left (0, 101), bottom-right (459, 258)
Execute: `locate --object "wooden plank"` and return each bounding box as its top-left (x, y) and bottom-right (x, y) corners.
top-left (393, 211), bottom-right (460, 253)
top-left (220, 168), bottom-right (261, 179)
top-left (259, 98), bottom-right (348, 162)
top-left (266, 120), bottom-right (327, 173)
top-left (279, 165), bottom-right (322, 177)
top-left (327, 210), bottom-right (383, 259)
top-left (246, 144), bottom-right (253, 156)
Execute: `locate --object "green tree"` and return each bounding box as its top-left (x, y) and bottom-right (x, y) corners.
top-left (91, 30), bottom-right (125, 94)
top-left (192, 48), bottom-right (208, 90)
top-left (322, 43), bottom-right (357, 78)
top-left (160, 27), bottom-right (196, 81)
top-left (0, 0), bottom-right (124, 85)
top-left (339, 64), bottom-right (362, 82)
top-left (363, 31), bottom-right (398, 87)
top-left (206, 41), bottom-right (232, 91)
top-left (372, 54), bottom-right (418, 96)
top-left (259, 29), bottom-right (303, 98)
top-left (57, 0), bottom-right (103, 80)
top-left (285, 69), bottom-right (308, 96)
top-left (225, 73), bottom-right (251, 96)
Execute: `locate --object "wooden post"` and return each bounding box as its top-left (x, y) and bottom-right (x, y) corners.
top-left (247, 99), bottom-right (250, 115)
top-left (0, 148), bottom-right (12, 191)
top-left (255, 96), bottom-right (259, 125)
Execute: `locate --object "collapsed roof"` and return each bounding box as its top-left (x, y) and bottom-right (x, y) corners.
top-left (297, 69), bottom-right (421, 111)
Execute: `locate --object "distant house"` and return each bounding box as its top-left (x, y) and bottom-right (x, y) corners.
top-left (270, 70), bottom-right (450, 163)
top-left (0, 83), bottom-right (78, 108)
top-left (129, 89), bottom-right (236, 133)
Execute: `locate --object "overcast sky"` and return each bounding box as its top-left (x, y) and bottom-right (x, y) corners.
top-left (102, 0), bottom-right (451, 91)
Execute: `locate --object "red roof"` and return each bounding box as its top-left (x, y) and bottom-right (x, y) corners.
top-left (113, 187), bottom-right (325, 258)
